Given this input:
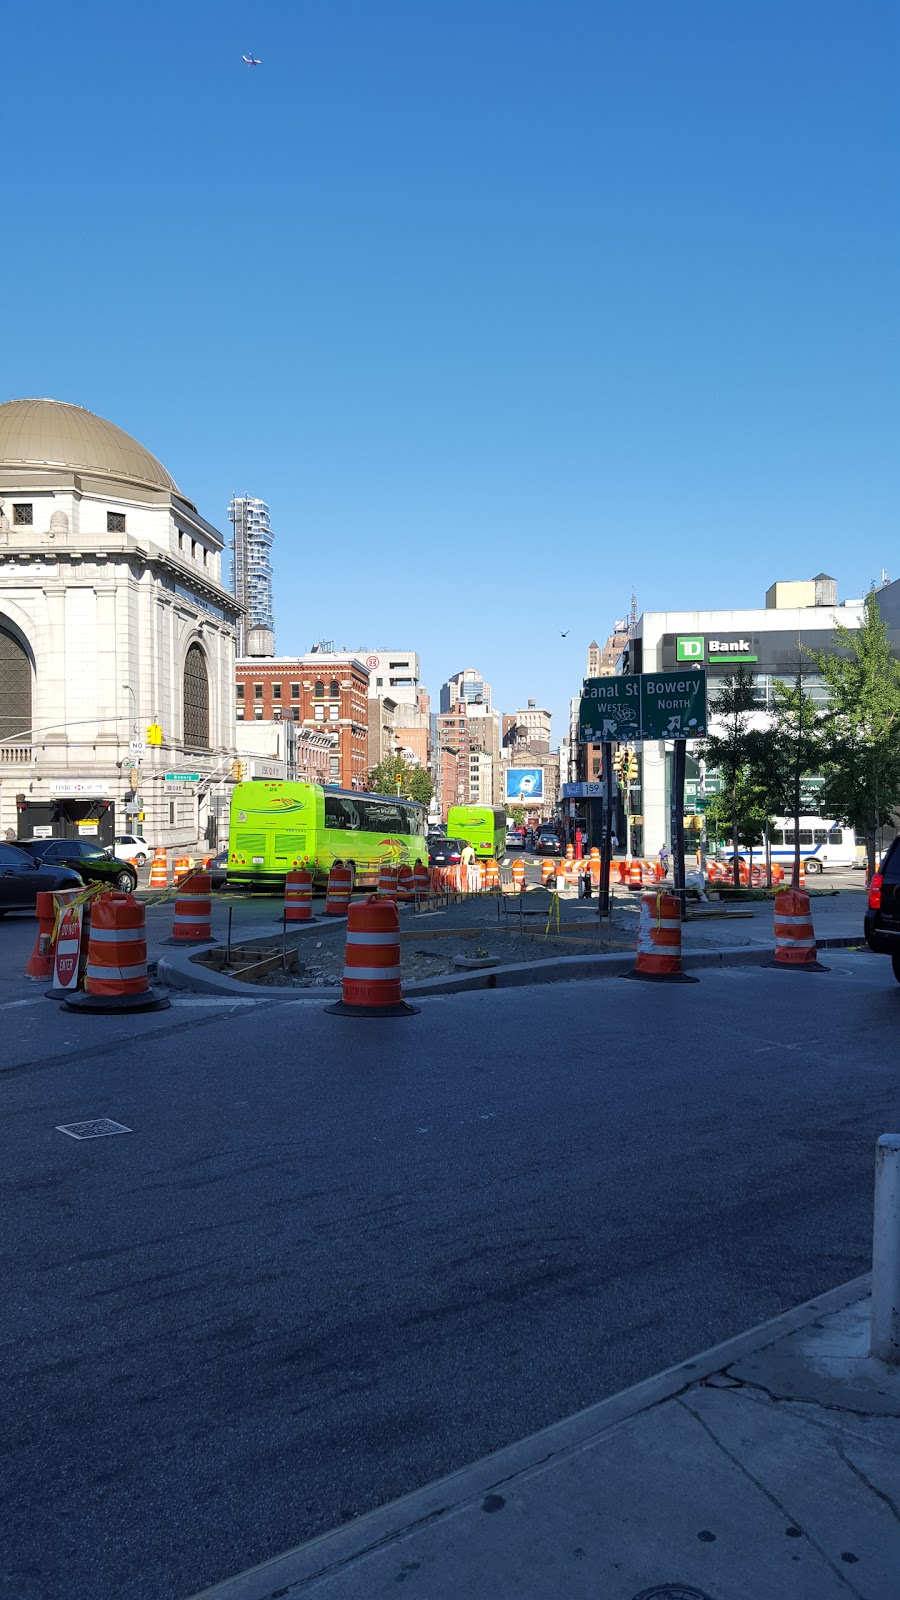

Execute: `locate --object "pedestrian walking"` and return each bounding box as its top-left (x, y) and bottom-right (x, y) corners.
top-left (658, 841), bottom-right (670, 876)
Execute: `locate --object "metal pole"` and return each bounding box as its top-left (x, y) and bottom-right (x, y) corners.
top-left (872, 1133), bottom-right (900, 1365)
top-left (672, 740), bottom-right (687, 922)
top-left (226, 905), bottom-right (233, 967)
top-left (599, 741), bottom-right (612, 918)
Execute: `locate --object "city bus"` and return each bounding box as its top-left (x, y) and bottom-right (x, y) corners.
top-left (446, 804), bottom-right (506, 861)
top-left (228, 780), bottom-right (428, 890)
top-left (719, 817), bottom-right (856, 876)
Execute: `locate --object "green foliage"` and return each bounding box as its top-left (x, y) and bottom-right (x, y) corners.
top-left (809, 590), bottom-right (900, 872)
top-left (704, 666), bottom-right (771, 874)
top-left (705, 778), bottom-right (771, 851)
top-left (368, 754), bottom-right (434, 806)
top-left (508, 805), bottom-right (525, 827)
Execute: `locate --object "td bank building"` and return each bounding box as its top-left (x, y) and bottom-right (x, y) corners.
top-left (618, 576), bottom-right (865, 859)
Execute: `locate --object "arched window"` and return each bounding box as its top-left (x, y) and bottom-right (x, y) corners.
top-left (183, 643), bottom-right (209, 748)
top-left (329, 679), bottom-right (340, 698)
top-left (0, 625), bottom-right (31, 744)
top-left (314, 679), bottom-right (324, 699)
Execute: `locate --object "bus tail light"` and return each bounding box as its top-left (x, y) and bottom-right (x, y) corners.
top-left (869, 872), bottom-right (883, 911)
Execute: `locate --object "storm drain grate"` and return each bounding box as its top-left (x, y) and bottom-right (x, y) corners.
top-left (55, 1119), bottom-right (132, 1140)
top-left (633, 1590), bottom-right (716, 1600)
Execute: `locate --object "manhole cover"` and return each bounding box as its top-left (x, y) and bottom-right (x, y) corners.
top-left (633, 1589), bottom-right (716, 1600)
top-left (56, 1119), bottom-right (132, 1140)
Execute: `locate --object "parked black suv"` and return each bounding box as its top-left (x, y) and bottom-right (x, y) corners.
top-left (24, 838), bottom-right (138, 893)
top-left (864, 838), bottom-right (900, 982)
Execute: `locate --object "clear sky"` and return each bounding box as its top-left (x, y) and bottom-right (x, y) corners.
top-left (3, 0), bottom-right (897, 738)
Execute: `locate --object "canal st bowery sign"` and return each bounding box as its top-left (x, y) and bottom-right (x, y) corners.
top-left (578, 670), bottom-right (707, 743)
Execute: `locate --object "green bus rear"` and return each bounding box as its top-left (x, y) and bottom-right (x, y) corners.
top-left (228, 780), bottom-right (428, 888)
top-left (446, 805), bottom-right (506, 861)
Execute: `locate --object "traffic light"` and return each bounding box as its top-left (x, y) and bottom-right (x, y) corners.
top-left (231, 759), bottom-right (246, 781)
top-left (626, 750), bottom-right (639, 783)
top-left (612, 748), bottom-right (626, 779)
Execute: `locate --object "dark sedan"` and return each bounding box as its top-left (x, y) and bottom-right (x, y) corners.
top-left (0, 843), bottom-right (83, 914)
top-left (208, 849), bottom-right (229, 889)
top-left (533, 830), bottom-right (560, 854)
top-left (24, 838), bottom-right (138, 893)
top-left (427, 837), bottom-right (466, 867)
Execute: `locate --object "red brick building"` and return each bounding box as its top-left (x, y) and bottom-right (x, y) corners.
top-left (236, 652), bottom-right (370, 789)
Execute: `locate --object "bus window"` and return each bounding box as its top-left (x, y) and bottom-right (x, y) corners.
top-left (324, 796), bottom-right (362, 830)
top-left (798, 830), bottom-right (813, 846)
top-left (783, 830), bottom-right (796, 844)
top-left (359, 799), bottom-right (405, 834)
top-left (814, 829), bottom-right (828, 845)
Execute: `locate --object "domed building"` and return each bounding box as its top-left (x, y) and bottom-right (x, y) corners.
top-left (0, 398), bottom-right (240, 847)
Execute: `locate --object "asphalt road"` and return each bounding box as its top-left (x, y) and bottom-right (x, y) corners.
top-left (1, 950), bottom-right (898, 1600)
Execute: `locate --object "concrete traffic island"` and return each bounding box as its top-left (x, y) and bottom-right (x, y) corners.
top-left (189, 1275), bottom-right (900, 1599)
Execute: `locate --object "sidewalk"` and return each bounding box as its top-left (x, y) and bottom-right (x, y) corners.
top-left (192, 1276), bottom-right (900, 1600)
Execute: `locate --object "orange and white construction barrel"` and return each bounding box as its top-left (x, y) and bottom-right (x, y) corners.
top-left (63, 892), bottom-right (169, 1012)
top-left (626, 890), bottom-right (698, 984)
top-left (325, 895), bottom-right (419, 1018)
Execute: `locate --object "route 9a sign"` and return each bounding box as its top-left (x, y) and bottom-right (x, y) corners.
top-left (578, 670), bottom-right (707, 742)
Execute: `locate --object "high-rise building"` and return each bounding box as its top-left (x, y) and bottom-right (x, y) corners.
top-left (587, 622), bottom-right (628, 679)
top-left (440, 667), bottom-right (492, 713)
top-left (228, 495), bottom-right (274, 657)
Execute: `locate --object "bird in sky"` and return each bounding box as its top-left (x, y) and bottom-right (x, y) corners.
top-left (242, 53), bottom-right (262, 66)
top-left (561, 629), bottom-right (570, 637)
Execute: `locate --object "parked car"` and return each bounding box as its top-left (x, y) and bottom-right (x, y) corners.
top-left (208, 849), bottom-right (229, 889)
top-left (114, 833), bottom-right (151, 866)
top-left (534, 830), bottom-right (560, 854)
top-left (25, 838), bottom-right (138, 893)
top-left (0, 843), bottom-right (83, 915)
top-left (505, 829), bottom-right (523, 851)
top-left (428, 837), bottom-right (466, 867)
top-left (864, 837), bottom-right (900, 982)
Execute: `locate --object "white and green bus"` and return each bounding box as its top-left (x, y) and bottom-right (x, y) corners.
top-left (446, 804), bottom-right (506, 861)
top-left (228, 780), bottom-right (428, 890)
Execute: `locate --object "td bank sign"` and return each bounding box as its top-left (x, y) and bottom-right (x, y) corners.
top-left (677, 635), bottom-right (758, 664)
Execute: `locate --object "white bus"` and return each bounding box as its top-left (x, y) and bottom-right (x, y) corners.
top-left (722, 817), bottom-right (856, 875)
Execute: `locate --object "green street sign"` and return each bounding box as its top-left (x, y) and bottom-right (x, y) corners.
top-left (578, 676), bottom-right (641, 743)
top-left (165, 771), bottom-right (201, 783)
top-left (640, 671), bottom-right (707, 740)
top-left (579, 671), bottom-right (707, 742)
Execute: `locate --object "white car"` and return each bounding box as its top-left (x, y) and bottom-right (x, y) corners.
top-left (114, 833), bottom-right (151, 866)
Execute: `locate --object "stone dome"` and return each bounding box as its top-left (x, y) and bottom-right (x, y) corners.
top-left (0, 398), bottom-right (180, 493)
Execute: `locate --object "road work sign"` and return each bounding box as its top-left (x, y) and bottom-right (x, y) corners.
top-left (579, 670), bottom-right (707, 742)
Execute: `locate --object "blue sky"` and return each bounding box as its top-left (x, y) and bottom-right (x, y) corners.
top-left (3, 0), bottom-right (897, 737)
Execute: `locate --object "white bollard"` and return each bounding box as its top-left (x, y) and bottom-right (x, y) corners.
top-left (871, 1133), bottom-right (900, 1365)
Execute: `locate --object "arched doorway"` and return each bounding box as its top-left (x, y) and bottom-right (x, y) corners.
top-left (183, 643), bottom-right (209, 749)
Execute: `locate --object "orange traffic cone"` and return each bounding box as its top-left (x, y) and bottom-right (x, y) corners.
top-left (325, 895), bottom-right (418, 1017)
top-left (378, 861), bottom-right (398, 899)
top-left (511, 859), bottom-right (526, 895)
top-left (395, 864), bottom-right (416, 903)
top-left (766, 889), bottom-right (828, 971)
top-left (63, 893), bottom-right (170, 1012)
top-left (627, 891), bottom-right (698, 984)
top-left (172, 854), bottom-right (191, 885)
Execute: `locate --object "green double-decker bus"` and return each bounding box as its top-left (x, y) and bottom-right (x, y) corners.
top-left (446, 804), bottom-right (506, 861)
top-left (228, 780), bottom-right (428, 889)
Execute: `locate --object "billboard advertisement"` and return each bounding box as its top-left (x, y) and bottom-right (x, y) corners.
top-left (504, 767), bottom-right (544, 803)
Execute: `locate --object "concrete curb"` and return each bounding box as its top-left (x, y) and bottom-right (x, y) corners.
top-left (157, 935), bottom-right (867, 999)
top-left (188, 1274), bottom-right (871, 1598)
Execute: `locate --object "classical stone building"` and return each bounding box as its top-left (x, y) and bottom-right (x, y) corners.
top-left (0, 398), bottom-right (240, 847)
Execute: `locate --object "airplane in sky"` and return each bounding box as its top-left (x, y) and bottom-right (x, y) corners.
top-left (242, 53), bottom-right (261, 66)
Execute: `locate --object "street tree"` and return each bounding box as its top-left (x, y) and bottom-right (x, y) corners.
top-left (704, 666), bottom-right (768, 888)
top-left (368, 753), bottom-right (434, 807)
top-left (758, 659), bottom-right (826, 889)
top-left (810, 589), bottom-right (900, 878)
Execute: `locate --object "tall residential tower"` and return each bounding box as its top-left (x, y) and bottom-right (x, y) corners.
top-left (228, 495), bottom-right (274, 656)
